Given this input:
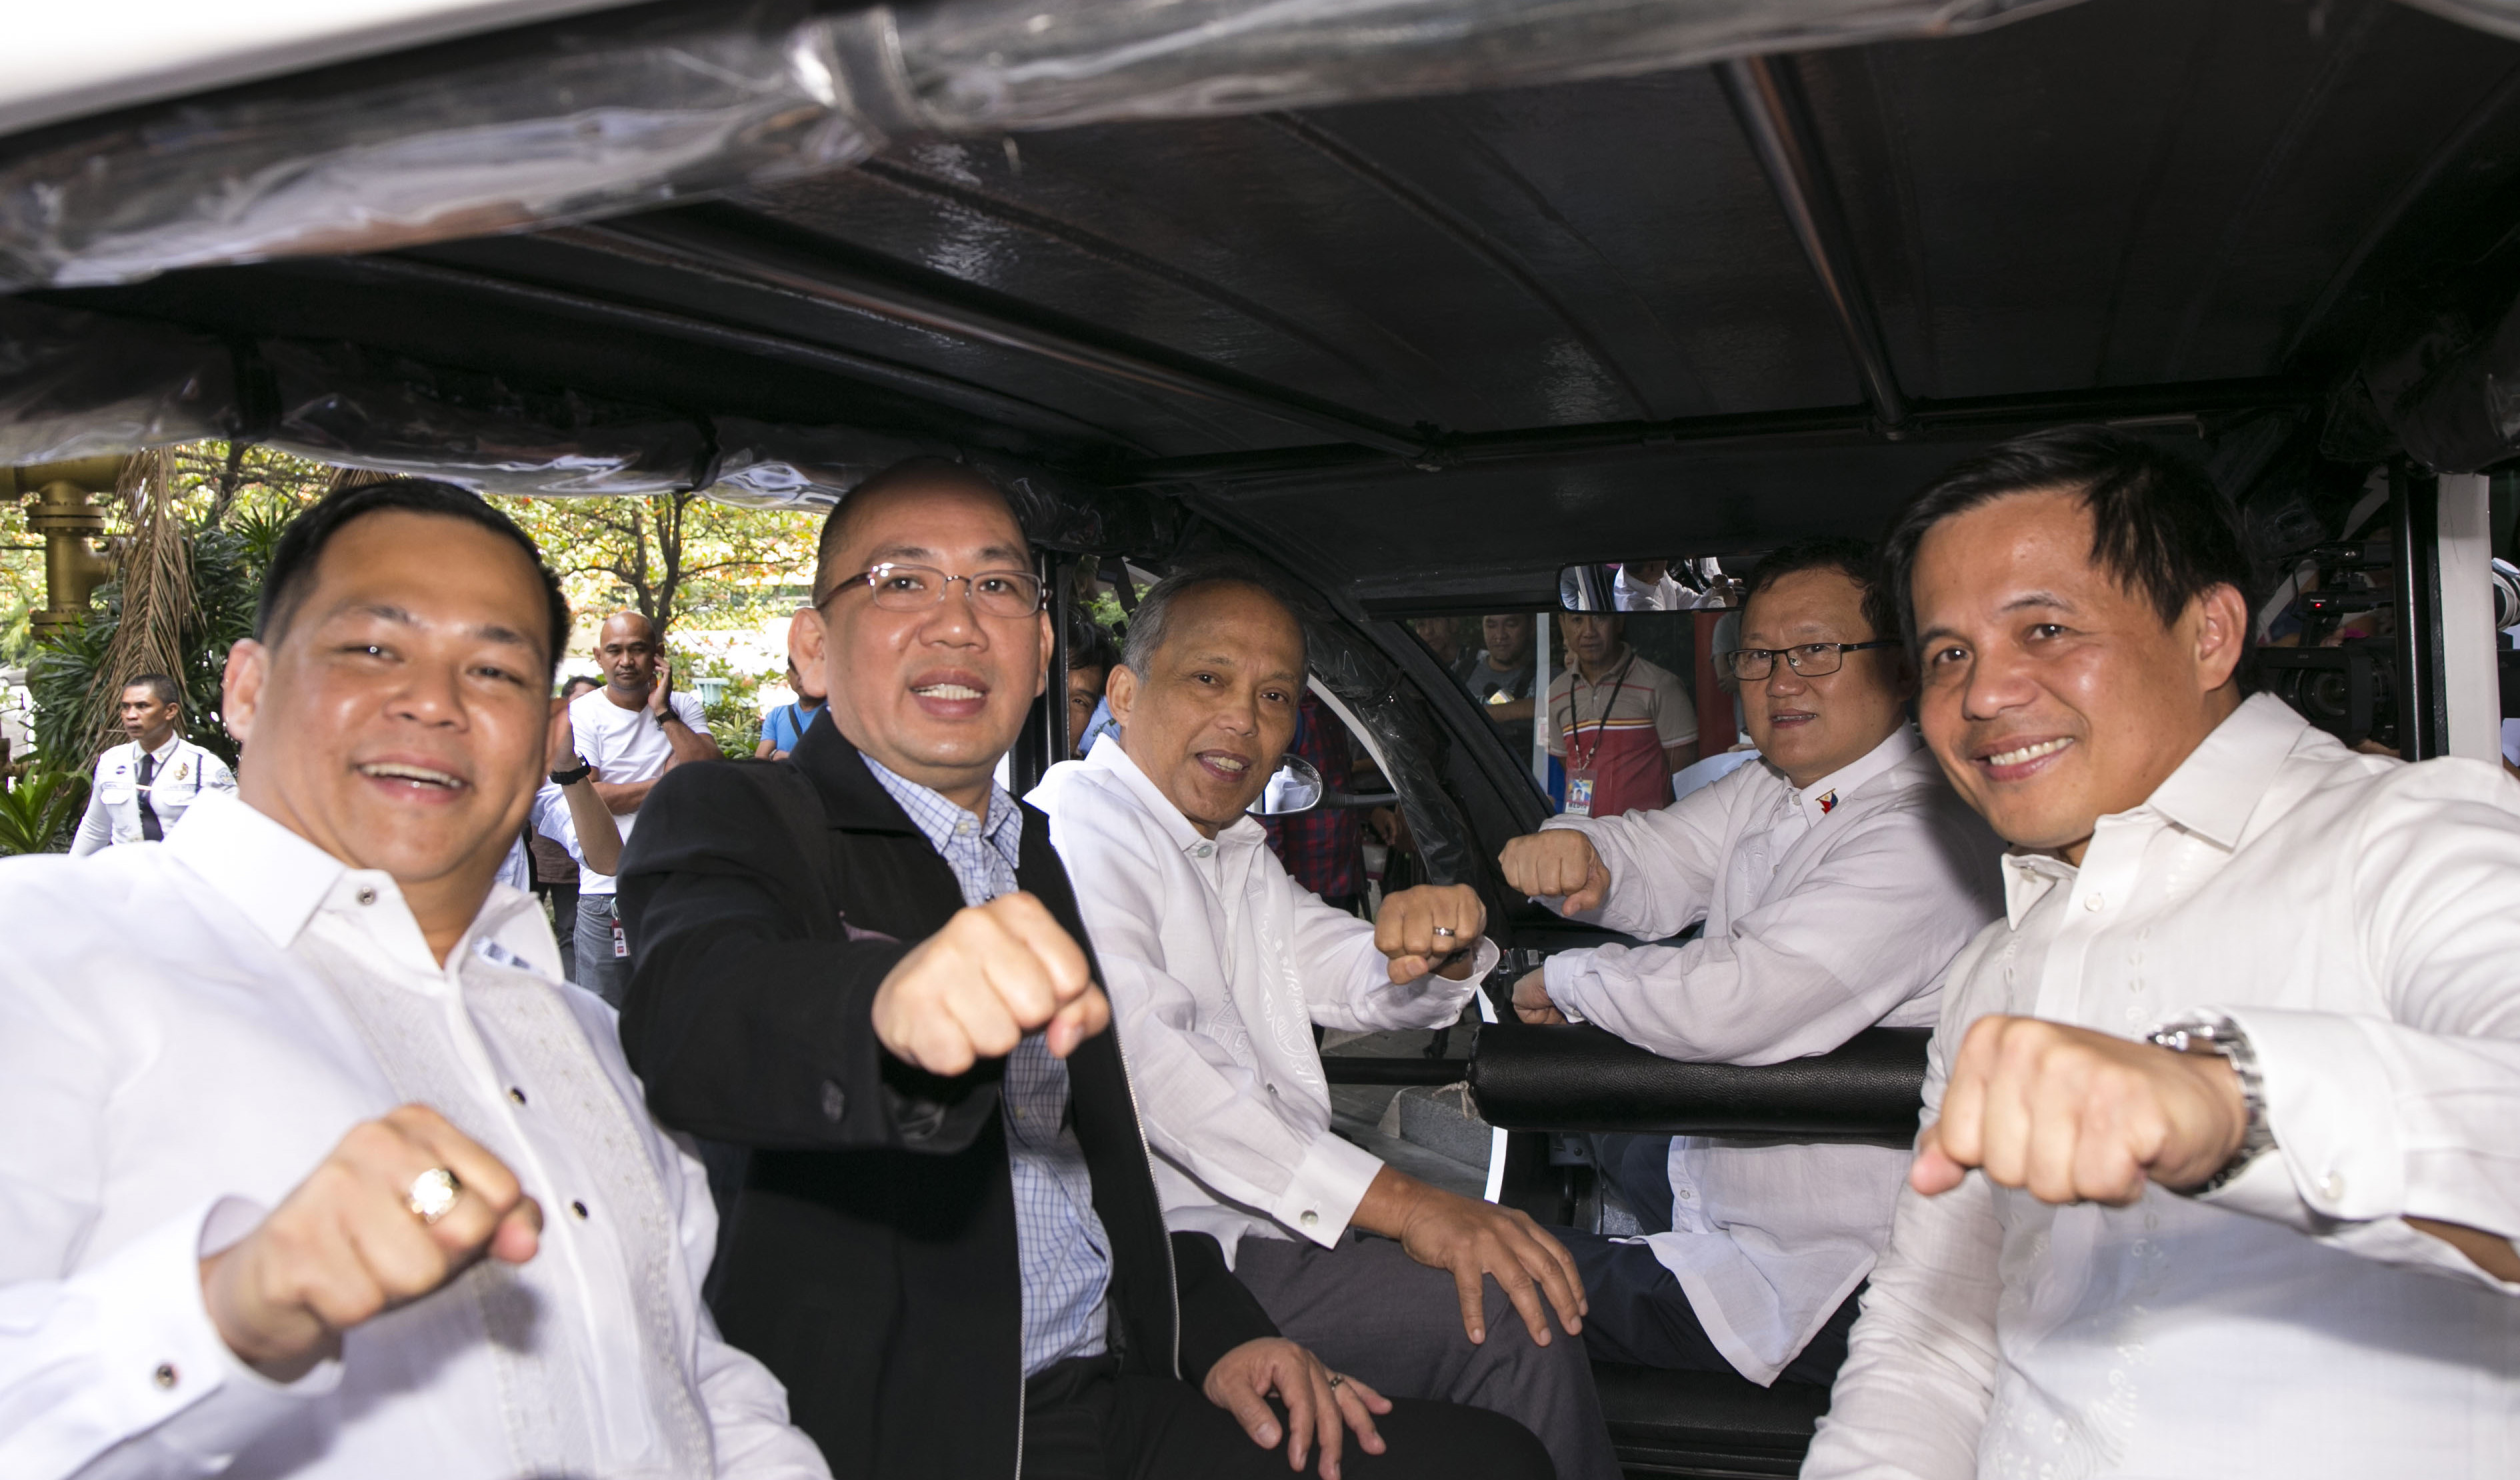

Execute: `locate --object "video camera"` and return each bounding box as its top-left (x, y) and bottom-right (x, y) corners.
top-left (2259, 539), bottom-right (2399, 751)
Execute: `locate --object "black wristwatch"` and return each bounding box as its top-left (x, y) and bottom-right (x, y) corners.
top-left (549, 757), bottom-right (593, 785)
top-left (655, 708), bottom-right (680, 729)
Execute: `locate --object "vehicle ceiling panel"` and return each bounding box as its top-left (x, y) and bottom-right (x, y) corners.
top-left (739, 71), bottom-right (1867, 434)
top-left (25, 0), bottom-right (2520, 598)
top-left (1799, 0), bottom-right (2520, 398)
top-left (1226, 437), bottom-right (1991, 604)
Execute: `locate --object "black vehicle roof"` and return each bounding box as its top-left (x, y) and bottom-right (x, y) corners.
top-left (29, 0), bottom-right (2520, 603)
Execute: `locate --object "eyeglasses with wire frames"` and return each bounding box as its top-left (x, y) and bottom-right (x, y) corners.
top-left (1719, 639), bottom-right (1900, 681)
top-left (817, 562), bottom-right (1046, 618)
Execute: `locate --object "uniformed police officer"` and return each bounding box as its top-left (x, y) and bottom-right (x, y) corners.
top-left (69, 673), bottom-right (235, 854)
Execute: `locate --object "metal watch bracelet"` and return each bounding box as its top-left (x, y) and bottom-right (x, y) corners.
top-left (2147, 1011), bottom-right (2275, 1195)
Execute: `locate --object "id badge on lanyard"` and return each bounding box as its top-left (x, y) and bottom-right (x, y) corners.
top-left (1565, 770), bottom-right (1597, 818)
top-left (612, 912), bottom-right (630, 959)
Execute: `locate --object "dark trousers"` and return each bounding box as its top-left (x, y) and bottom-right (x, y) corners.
top-left (1021, 1355), bottom-right (1554, 1480)
top-left (1232, 1231), bottom-right (1619, 1480)
top-left (1557, 1133), bottom-right (1859, 1388)
top-left (537, 880), bottom-right (579, 979)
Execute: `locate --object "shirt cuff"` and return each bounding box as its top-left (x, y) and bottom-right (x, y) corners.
top-left (1541, 951), bottom-right (1593, 1025)
top-left (1411, 935), bottom-right (1500, 994)
top-left (1269, 1129), bottom-right (1389, 1249)
top-left (2208, 1005), bottom-right (2402, 1225)
top-left (73, 1199), bottom-right (341, 1473)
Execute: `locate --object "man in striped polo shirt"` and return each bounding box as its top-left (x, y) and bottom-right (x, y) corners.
top-left (1547, 611), bottom-right (1700, 819)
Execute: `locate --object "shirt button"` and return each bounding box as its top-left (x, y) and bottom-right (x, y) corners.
top-left (819, 1080), bottom-right (848, 1123)
top-left (354, 886), bottom-right (378, 907)
top-left (1677, 1187), bottom-right (1696, 1202)
top-left (2083, 893), bottom-right (2105, 912)
top-left (153, 1362), bottom-right (179, 1390)
top-left (1299, 1210), bottom-right (1319, 1228)
top-left (571, 1200), bottom-right (590, 1220)
top-left (2317, 1170), bottom-right (2346, 1202)
top-left (1193, 842), bottom-right (1214, 859)
top-left (508, 1086), bottom-right (528, 1106)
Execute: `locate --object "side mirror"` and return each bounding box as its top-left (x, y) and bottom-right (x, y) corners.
top-left (1248, 754), bottom-right (1325, 816)
top-left (1558, 558), bottom-right (1745, 611)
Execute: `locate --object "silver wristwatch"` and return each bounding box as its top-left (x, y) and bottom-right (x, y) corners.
top-left (2147, 1012), bottom-right (2275, 1195)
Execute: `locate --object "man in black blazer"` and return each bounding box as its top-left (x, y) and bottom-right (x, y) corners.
top-left (617, 457), bottom-right (1552, 1480)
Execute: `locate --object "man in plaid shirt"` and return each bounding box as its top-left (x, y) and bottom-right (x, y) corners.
top-left (1262, 693), bottom-right (1367, 913)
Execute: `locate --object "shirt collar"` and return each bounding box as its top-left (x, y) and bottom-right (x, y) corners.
top-left (1999, 849), bottom-right (2079, 927)
top-left (859, 752), bottom-right (1023, 869)
top-left (1565, 647), bottom-right (1634, 689)
top-left (1989, 693), bottom-right (2306, 929)
top-left (1785, 724), bottom-right (1921, 827)
top-left (161, 790), bottom-right (548, 971)
top-left (131, 733), bottom-right (183, 763)
top-left (2140, 691), bottom-right (2306, 850)
top-left (1071, 733), bottom-right (1269, 855)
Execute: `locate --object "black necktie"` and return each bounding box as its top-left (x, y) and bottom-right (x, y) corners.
top-left (136, 751), bottom-right (163, 841)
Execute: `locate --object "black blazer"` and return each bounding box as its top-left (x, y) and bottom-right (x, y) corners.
top-left (615, 717), bottom-right (1275, 1479)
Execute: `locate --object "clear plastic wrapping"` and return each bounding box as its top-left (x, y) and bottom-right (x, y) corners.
top-left (3, 0), bottom-right (2082, 291)
top-left (263, 339), bottom-right (710, 495)
top-left (0, 1), bottom-right (870, 290)
top-left (0, 299), bottom-right (234, 465)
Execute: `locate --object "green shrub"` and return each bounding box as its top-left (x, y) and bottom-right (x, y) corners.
top-left (0, 767), bottom-right (89, 855)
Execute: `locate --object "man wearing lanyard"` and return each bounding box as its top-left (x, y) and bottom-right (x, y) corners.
top-left (1546, 611), bottom-right (1698, 819)
top-left (69, 673), bottom-right (235, 854)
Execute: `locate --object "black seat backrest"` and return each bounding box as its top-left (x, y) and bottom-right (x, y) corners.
top-left (1468, 1021), bottom-right (1930, 1143)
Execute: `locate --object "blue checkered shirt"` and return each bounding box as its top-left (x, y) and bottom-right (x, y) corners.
top-left (860, 755), bottom-right (1112, 1376)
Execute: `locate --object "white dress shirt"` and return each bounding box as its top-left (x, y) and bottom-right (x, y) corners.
top-left (0, 791), bottom-right (826, 1480)
top-left (71, 735), bottom-right (234, 855)
top-left (496, 782), bottom-right (589, 895)
top-left (1807, 693), bottom-right (2520, 1479)
top-left (1537, 726), bottom-right (2003, 1384)
top-left (568, 687), bottom-right (708, 895)
top-left (1030, 738), bottom-right (1493, 1264)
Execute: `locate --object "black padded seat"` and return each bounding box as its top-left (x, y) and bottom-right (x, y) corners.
top-left (1469, 1021), bottom-right (1930, 1142)
top-left (1591, 1362), bottom-right (1831, 1478)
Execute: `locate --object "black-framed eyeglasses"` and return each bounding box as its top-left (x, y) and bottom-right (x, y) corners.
top-left (819, 562), bottom-right (1045, 618)
top-left (1719, 639), bottom-right (1899, 681)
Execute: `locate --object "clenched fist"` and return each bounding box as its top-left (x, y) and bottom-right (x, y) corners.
top-left (1912, 1015), bottom-right (2245, 1206)
top-left (1373, 884), bottom-right (1486, 981)
top-left (1497, 829), bottom-right (1612, 914)
top-left (199, 1105), bottom-right (543, 1381)
top-left (871, 891), bottom-right (1111, 1075)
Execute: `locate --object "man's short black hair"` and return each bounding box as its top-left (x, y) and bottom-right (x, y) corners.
top-left (1066, 609), bottom-right (1119, 676)
top-left (1741, 537), bottom-right (1896, 642)
top-left (1884, 425), bottom-right (2256, 689)
top-left (255, 477), bottom-right (572, 673)
top-left (813, 457), bottom-right (1025, 603)
top-left (122, 673), bottom-right (183, 708)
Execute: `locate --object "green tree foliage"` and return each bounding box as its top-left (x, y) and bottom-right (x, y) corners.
top-left (23, 458), bottom-right (310, 769)
top-left (497, 491), bottom-right (819, 637)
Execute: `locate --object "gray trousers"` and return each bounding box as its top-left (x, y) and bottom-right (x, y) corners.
top-left (1232, 1230), bottom-right (1621, 1480)
top-left (573, 891), bottom-right (628, 1007)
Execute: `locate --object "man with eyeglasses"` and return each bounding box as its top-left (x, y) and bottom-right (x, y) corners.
top-left (615, 458), bottom-right (1545, 1480)
top-left (1496, 537), bottom-right (2003, 1390)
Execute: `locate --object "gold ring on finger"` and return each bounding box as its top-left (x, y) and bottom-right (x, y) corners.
top-left (406, 1166), bottom-right (463, 1225)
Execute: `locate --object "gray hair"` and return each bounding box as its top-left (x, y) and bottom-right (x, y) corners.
top-left (1120, 561), bottom-right (1310, 681)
